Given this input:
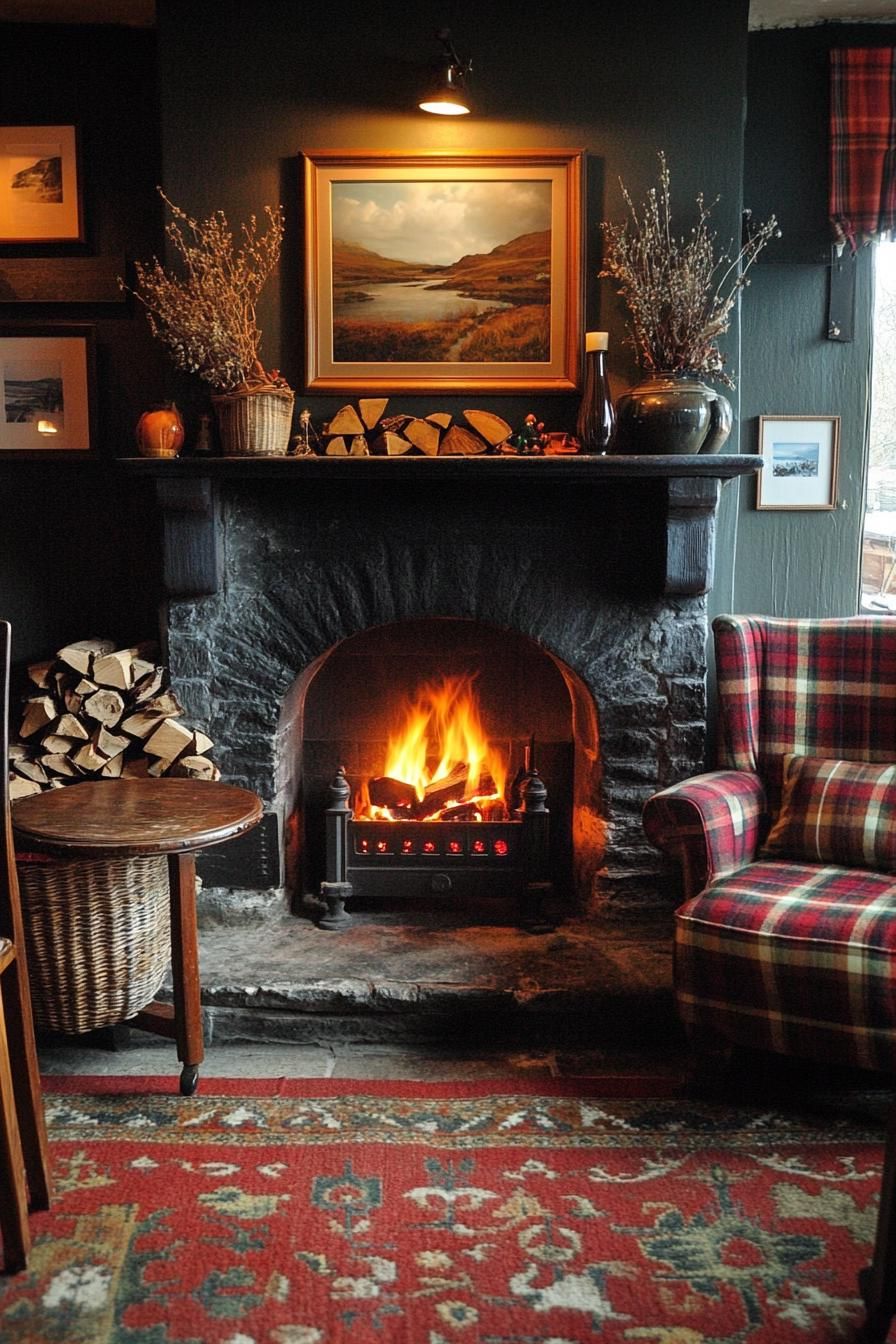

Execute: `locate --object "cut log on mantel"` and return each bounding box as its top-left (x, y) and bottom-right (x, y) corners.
top-left (7, 638), bottom-right (220, 794)
top-left (312, 399), bottom-right (514, 459)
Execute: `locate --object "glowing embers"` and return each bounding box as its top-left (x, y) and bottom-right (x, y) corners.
top-left (355, 674), bottom-right (509, 824)
top-left (354, 822), bottom-right (518, 860)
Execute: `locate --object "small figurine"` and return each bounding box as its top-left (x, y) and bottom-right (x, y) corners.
top-left (510, 413), bottom-right (548, 455)
top-left (292, 407), bottom-right (321, 456)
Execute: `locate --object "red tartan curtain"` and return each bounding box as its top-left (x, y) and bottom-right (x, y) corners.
top-left (830, 47), bottom-right (896, 249)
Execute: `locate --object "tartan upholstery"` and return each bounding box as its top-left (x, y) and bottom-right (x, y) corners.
top-left (645, 614), bottom-right (896, 1073)
top-left (761, 754), bottom-right (896, 872)
top-left (676, 862), bottom-right (896, 1071)
top-left (830, 47), bottom-right (896, 248)
top-left (642, 770), bottom-right (766, 900)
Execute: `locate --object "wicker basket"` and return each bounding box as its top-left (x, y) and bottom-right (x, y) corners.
top-left (212, 385), bottom-right (294, 457)
top-left (18, 855), bottom-right (171, 1035)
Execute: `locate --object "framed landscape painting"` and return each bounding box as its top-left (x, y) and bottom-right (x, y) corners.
top-left (0, 325), bottom-right (96, 456)
top-left (0, 125), bottom-right (83, 245)
top-left (756, 415), bottom-right (840, 510)
top-left (302, 149), bottom-right (583, 393)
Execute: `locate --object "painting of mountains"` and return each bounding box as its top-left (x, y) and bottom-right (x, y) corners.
top-left (329, 178), bottom-right (553, 365)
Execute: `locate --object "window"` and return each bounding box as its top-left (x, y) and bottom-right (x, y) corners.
top-left (860, 239), bottom-right (896, 611)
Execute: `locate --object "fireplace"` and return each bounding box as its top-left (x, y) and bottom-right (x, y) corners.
top-left (131, 454), bottom-right (758, 930)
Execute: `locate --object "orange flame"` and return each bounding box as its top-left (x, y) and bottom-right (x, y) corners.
top-left (356, 674), bottom-right (507, 820)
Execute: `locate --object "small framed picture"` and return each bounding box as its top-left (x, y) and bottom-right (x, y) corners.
top-left (0, 124), bottom-right (83, 245)
top-left (756, 415), bottom-right (840, 510)
top-left (0, 324), bottom-right (96, 456)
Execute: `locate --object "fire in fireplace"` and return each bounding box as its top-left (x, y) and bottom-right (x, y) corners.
top-left (318, 672), bottom-right (553, 931)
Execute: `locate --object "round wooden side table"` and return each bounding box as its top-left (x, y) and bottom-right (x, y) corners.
top-left (12, 778), bottom-right (263, 1095)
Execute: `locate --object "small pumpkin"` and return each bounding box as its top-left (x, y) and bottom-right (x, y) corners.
top-left (136, 403), bottom-right (185, 458)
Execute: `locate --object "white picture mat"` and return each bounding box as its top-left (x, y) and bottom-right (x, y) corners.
top-left (757, 416), bottom-right (839, 510)
top-left (0, 335), bottom-right (90, 452)
top-left (0, 125), bottom-right (81, 242)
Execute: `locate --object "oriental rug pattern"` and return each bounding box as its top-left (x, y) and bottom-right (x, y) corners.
top-left (0, 1075), bottom-right (887, 1343)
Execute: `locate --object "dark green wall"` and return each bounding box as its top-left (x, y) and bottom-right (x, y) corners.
top-left (731, 23), bottom-right (895, 619)
top-left (0, 23), bottom-right (165, 671)
top-left (156, 0), bottom-right (750, 435)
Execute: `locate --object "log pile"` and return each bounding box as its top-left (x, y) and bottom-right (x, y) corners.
top-left (321, 399), bottom-right (513, 458)
top-left (7, 637), bottom-right (219, 799)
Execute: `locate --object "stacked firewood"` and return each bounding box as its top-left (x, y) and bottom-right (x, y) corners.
top-left (7, 637), bottom-right (219, 799)
top-left (321, 398), bottom-right (513, 457)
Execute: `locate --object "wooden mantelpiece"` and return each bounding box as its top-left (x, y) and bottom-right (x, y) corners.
top-left (119, 454), bottom-right (761, 600)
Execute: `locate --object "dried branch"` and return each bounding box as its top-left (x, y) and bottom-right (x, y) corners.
top-left (121, 190), bottom-right (287, 394)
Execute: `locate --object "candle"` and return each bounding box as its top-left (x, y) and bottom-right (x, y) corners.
top-left (585, 331), bottom-right (609, 352)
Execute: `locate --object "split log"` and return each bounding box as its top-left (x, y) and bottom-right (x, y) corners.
top-left (144, 717), bottom-right (194, 765)
top-left (72, 740), bottom-right (108, 773)
top-left (55, 713), bottom-right (90, 741)
top-left (327, 404), bottom-right (365, 436)
top-left (57, 638), bottom-right (115, 676)
top-left (41, 734), bottom-right (79, 754)
top-left (82, 688), bottom-right (126, 727)
top-left (92, 650), bottom-right (135, 690)
top-left (27, 659), bottom-right (54, 689)
top-left (404, 419), bottom-right (441, 456)
top-left (132, 666), bottom-right (165, 704)
top-left (96, 727), bottom-right (130, 760)
top-left (9, 776), bottom-right (41, 799)
top-left (439, 425), bottom-right (489, 456)
top-left (171, 754), bottom-right (221, 780)
top-left (19, 697), bottom-right (56, 738)
top-left (40, 754), bottom-right (79, 778)
top-left (359, 397), bottom-right (389, 429)
top-left (14, 759), bottom-right (48, 785)
top-left (372, 431), bottom-right (414, 456)
top-left (121, 757), bottom-right (151, 779)
top-left (427, 412), bottom-right (452, 429)
top-left (100, 752), bottom-right (125, 778)
top-left (325, 436), bottom-right (348, 456)
top-left (463, 409), bottom-right (512, 446)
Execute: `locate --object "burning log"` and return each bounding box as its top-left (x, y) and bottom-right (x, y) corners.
top-left (409, 765), bottom-right (498, 820)
top-left (367, 776), bottom-right (417, 811)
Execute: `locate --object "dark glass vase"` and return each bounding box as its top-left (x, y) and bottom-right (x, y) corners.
top-left (576, 334), bottom-right (615, 454)
top-left (611, 374), bottom-right (732, 456)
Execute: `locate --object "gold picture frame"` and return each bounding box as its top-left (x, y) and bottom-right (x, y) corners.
top-left (0, 125), bottom-right (84, 245)
top-left (756, 415), bottom-right (840, 510)
top-left (302, 149), bottom-right (584, 394)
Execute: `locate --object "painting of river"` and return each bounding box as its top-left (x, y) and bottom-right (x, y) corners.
top-left (304, 151), bottom-right (583, 391)
top-left (330, 178), bottom-right (552, 364)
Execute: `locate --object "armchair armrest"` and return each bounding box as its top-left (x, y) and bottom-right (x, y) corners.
top-left (642, 769), bottom-right (767, 900)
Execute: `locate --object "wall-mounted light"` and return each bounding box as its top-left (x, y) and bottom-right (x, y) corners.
top-left (419, 28), bottom-right (473, 116)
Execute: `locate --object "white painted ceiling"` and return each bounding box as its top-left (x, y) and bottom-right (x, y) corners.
top-left (0, 0), bottom-right (894, 28)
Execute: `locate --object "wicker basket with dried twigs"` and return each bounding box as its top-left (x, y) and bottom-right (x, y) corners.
top-left (123, 191), bottom-right (294, 454)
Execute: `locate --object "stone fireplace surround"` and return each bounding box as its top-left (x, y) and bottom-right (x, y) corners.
top-left (128, 454), bottom-right (759, 937)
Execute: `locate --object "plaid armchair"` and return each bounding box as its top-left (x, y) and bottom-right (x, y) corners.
top-left (644, 613), bottom-right (896, 1340)
top-left (644, 613), bottom-right (896, 1072)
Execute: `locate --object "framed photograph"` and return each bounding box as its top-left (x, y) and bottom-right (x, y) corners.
top-left (0, 324), bottom-right (96, 456)
top-left (0, 124), bottom-right (83, 245)
top-left (756, 415), bottom-right (840, 510)
top-left (302, 149), bottom-right (584, 394)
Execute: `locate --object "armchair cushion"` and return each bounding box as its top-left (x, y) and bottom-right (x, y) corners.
top-left (676, 859), bottom-right (896, 1071)
top-left (761, 754), bottom-right (896, 872)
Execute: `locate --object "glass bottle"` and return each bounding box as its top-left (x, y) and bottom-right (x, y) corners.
top-left (576, 331), bottom-right (615, 454)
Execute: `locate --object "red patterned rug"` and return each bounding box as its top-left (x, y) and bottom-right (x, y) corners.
top-left (0, 1074), bottom-right (889, 1343)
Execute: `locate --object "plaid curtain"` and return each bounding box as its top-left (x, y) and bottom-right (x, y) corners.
top-left (830, 47), bottom-right (896, 248)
